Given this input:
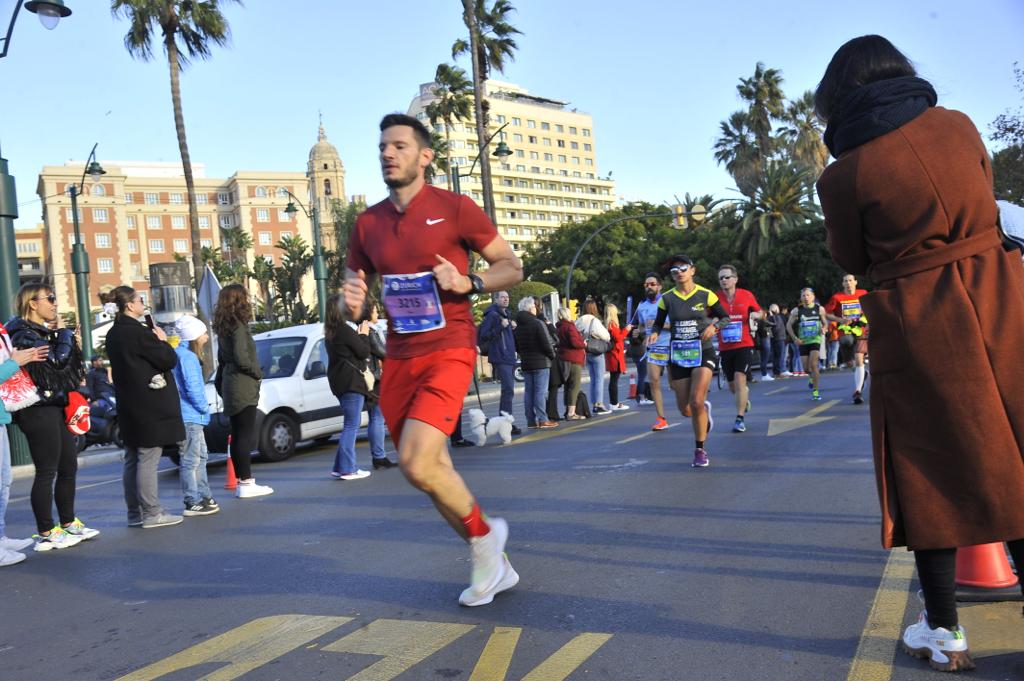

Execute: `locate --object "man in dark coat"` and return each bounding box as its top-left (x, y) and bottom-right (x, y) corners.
top-left (105, 287), bottom-right (186, 529)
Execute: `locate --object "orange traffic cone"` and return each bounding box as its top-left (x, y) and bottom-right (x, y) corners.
top-left (628, 370), bottom-right (637, 399)
top-left (954, 542), bottom-right (1022, 602)
top-left (224, 435), bottom-right (237, 490)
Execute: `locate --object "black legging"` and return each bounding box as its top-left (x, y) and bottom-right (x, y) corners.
top-left (15, 405), bottom-right (78, 533)
top-left (608, 371), bottom-right (622, 404)
top-left (916, 539), bottom-right (1024, 629)
top-left (229, 405), bottom-right (258, 480)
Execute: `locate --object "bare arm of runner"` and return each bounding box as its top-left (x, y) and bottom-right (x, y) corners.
top-left (434, 234), bottom-right (523, 295)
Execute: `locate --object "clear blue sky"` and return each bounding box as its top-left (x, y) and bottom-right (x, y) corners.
top-left (3, 0), bottom-right (1022, 229)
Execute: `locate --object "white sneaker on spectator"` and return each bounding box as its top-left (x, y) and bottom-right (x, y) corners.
top-left (33, 526), bottom-right (83, 551)
top-left (0, 535), bottom-right (34, 552)
top-left (638, 398), bottom-right (654, 406)
top-left (761, 375), bottom-right (775, 382)
top-left (236, 479), bottom-right (274, 498)
top-left (338, 469), bottom-right (371, 481)
top-left (0, 547), bottom-right (27, 566)
top-left (611, 403), bottom-right (630, 411)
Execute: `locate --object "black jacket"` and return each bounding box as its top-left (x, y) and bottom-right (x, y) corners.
top-left (327, 322), bottom-right (371, 399)
top-left (513, 311), bottom-right (555, 371)
top-left (105, 314), bottom-right (185, 448)
top-left (6, 317), bottom-right (85, 407)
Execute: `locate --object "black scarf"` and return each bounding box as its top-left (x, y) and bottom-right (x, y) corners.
top-left (823, 76), bottom-right (937, 158)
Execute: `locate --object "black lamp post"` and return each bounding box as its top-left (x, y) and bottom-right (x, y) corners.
top-left (67, 144), bottom-right (105, 354)
top-left (283, 192), bottom-right (326, 322)
top-left (451, 122), bottom-right (513, 201)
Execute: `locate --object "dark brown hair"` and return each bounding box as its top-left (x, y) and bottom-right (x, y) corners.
top-left (380, 113), bottom-right (431, 148)
top-left (324, 292), bottom-right (347, 342)
top-left (212, 283), bottom-right (252, 336)
top-left (108, 285), bottom-right (137, 316)
top-left (814, 35), bottom-right (917, 122)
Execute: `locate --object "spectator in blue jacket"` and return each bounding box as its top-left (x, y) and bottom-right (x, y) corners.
top-left (172, 315), bottom-right (219, 517)
top-left (477, 291), bottom-right (521, 434)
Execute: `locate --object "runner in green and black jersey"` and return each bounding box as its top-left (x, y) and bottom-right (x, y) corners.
top-left (787, 287), bottom-right (828, 401)
top-left (646, 255), bottom-right (730, 468)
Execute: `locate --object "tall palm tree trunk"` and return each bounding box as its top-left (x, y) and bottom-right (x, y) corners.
top-left (462, 0), bottom-right (496, 224)
top-left (444, 122), bottom-right (453, 192)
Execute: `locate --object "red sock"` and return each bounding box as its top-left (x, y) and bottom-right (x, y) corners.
top-left (461, 503), bottom-right (491, 538)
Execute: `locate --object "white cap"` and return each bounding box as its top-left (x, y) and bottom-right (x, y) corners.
top-left (175, 314), bottom-right (207, 342)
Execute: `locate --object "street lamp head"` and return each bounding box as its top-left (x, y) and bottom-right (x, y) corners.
top-left (284, 201), bottom-right (298, 217)
top-left (492, 141), bottom-right (513, 159)
top-left (690, 204), bottom-right (707, 224)
top-left (86, 160), bottom-right (105, 184)
top-left (25, 0), bottom-right (72, 30)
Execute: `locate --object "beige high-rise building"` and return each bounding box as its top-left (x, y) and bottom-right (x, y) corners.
top-left (407, 79), bottom-right (616, 255)
top-left (29, 160), bottom-right (314, 316)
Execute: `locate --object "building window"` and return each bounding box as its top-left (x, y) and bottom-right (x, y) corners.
top-left (144, 192), bottom-right (158, 205)
top-left (219, 215), bottom-right (233, 228)
top-left (573, 171), bottom-right (582, 178)
top-left (92, 208), bottom-right (109, 223)
top-left (583, 128), bottom-right (591, 137)
top-left (529, 151), bottom-right (539, 160)
top-left (324, 179), bottom-right (332, 196)
top-left (200, 239), bottom-right (212, 248)
top-left (528, 136), bottom-right (537, 144)
top-left (541, 122), bottom-right (550, 130)
top-left (496, 114), bottom-right (506, 123)
top-left (557, 139), bottom-right (566, 148)
top-left (171, 215), bottom-right (186, 229)
top-left (512, 117), bottom-right (521, 126)
top-left (560, 170), bottom-right (568, 176)
top-left (527, 120), bottom-right (536, 128)
top-left (256, 208), bottom-right (270, 223)
top-left (556, 124), bottom-right (564, 133)
top-left (95, 233), bottom-right (112, 248)
top-left (65, 207), bottom-right (83, 222)
top-left (512, 133), bottom-right (523, 143)
top-left (572, 157), bottom-right (580, 165)
top-left (515, 164), bottom-right (526, 172)
top-left (258, 231), bottom-right (272, 245)
top-left (569, 127), bottom-right (578, 134)
top-left (515, 150), bottom-right (524, 158)
top-left (149, 239), bottom-right (164, 253)
top-left (279, 231), bottom-right (293, 240)
top-left (544, 153), bottom-right (553, 161)
top-left (198, 216), bottom-right (210, 228)
top-left (217, 192), bottom-right (230, 205)
top-left (124, 192), bottom-right (133, 203)
top-left (558, 155), bottom-right (567, 163)
top-left (570, 141), bottom-right (579, 150)
top-left (255, 186), bottom-right (267, 198)
top-left (146, 215), bottom-right (161, 229)
top-left (91, 184), bottom-right (106, 197)
top-left (585, 158), bottom-right (593, 166)
top-left (169, 192), bottom-right (183, 204)
top-left (276, 187), bottom-right (288, 199)
top-left (173, 239), bottom-right (188, 252)
top-left (584, 143), bottom-right (592, 152)
top-left (542, 138), bottom-right (551, 146)
top-left (16, 242), bottom-right (37, 255)
top-left (128, 239), bottom-right (138, 253)
top-left (97, 258), bottom-right (114, 273)
top-left (530, 166), bottom-right (540, 173)
top-left (196, 193), bottom-right (208, 205)
top-left (278, 210), bottom-right (291, 222)
top-left (127, 215), bottom-right (136, 229)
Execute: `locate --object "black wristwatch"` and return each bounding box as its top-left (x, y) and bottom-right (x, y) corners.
top-left (467, 273), bottom-right (484, 295)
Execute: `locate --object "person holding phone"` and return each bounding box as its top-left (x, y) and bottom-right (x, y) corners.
top-left (7, 283), bottom-right (95, 549)
top-left (106, 286), bottom-right (185, 529)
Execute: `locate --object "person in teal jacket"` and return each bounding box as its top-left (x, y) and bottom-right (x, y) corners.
top-left (171, 315), bottom-right (219, 517)
top-left (0, 333), bottom-right (48, 566)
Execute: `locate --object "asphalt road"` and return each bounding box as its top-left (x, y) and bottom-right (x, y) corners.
top-left (2, 371), bottom-right (1022, 680)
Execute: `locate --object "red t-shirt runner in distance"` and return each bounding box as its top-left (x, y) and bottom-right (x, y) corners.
top-left (715, 288), bottom-right (761, 351)
top-left (347, 184), bottom-right (498, 359)
top-left (825, 289), bottom-right (868, 324)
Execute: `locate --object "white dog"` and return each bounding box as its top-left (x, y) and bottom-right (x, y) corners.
top-left (467, 408), bottom-right (515, 446)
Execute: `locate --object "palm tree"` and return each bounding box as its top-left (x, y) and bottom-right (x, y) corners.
top-left (111, 0), bottom-right (239, 295)
top-left (454, 0), bottom-right (522, 224)
top-left (778, 90), bottom-right (829, 186)
top-left (425, 132), bottom-right (450, 186)
top-left (219, 225), bottom-right (252, 282)
top-left (425, 63), bottom-right (473, 191)
top-left (736, 161), bottom-right (821, 264)
top-left (737, 62), bottom-right (785, 159)
top-left (713, 111), bottom-right (762, 197)
top-left (250, 255), bottom-right (275, 321)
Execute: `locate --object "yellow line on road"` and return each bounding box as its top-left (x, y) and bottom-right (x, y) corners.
top-left (846, 550), bottom-right (914, 681)
top-left (520, 633), bottom-right (613, 681)
top-left (507, 413), bottom-right (628, 446)
top-left (468, 627), bottom-right (521, 681)
top-left (322, 618), bottom-right (474, 681)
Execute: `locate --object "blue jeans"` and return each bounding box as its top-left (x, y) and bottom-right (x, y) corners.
top-left (367, 403), bottom-right (386, 460)
top-left (492, 362), bottom-right (516, 415)
top-left (333, 392), bottom-right (364, 475)
top-left (524, 367), bottom-right (550, 426)
top-left (0, 426), bottom-right (10, 538)
top-left (585, 353), bottom-right (605, 406)
top-left (759, 337), bottom-right (772, 377)
top-left (179, 422), bottom-right (212, 505)
top-left (827, 339), bottom-right (840, 367)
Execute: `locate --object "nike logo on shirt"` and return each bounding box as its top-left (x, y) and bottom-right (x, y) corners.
top-left (425, 218), bottom-right (445, 225)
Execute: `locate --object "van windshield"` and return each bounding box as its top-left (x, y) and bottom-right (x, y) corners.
top-left (255, 337), bottom-right (306, 378)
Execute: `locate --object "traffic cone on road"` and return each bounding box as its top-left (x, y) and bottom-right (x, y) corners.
top-left (224, 435), bottom-right (237, 490)
top-left (628, 370), bottom-right (637, 399)
top-left (954, 542), bottom-right (1022, 602)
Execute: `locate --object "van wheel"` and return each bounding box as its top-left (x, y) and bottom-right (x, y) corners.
top-left (260, 412), bottom-right (297, 462)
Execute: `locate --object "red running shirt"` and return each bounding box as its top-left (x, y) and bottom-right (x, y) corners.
top-left (825, 289), bottom-right (869, 323)
top-left (715, 288), bottom-right (761, 351)
top-left (347, 185), bottom-right (498, 359)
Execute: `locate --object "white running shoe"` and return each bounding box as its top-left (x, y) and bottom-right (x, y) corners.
top-left (0, 547), bottom-right (27, 566)
top-left (338, 469), bottom-right (371, 481)
top-left (0, 535), bottom-right (34, 552)
top-left (33, 527), bottom-right (83, 551)
top-left (611, 403), bottom-right (630, 411)
top-left (236, 480), bottom-right (275, 498)
top-left (901, 611), bottom-right (974, 672)
top-left (638, 398), bottom-right (654, 406)
top-left (761, 375), bottom-right (775, 382)
top-left (704, 400), bottom-right (713, 434)
top-left (62, 518), bottom-right (100, 540)
top-left (459, 518), bottom-right (519, 606)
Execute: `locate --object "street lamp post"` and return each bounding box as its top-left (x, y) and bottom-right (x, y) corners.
top-left (283, 192), bottom-right (326, 322)
top-left (66, 144), bottom-right (105, 355)
top-left (450, 121), bottom-right (513, 200)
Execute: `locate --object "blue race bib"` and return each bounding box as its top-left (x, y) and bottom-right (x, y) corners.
top-left (671, 339), bottom-right (701, 368)
top-left (382, 272), bottom-right (446, 334)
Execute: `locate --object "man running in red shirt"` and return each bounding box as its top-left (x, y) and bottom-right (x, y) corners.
top-left (715, 264), bottom-right (763, 433)
top-left (344, 113), bottom-right (524, 606)
top-left (824, 274), bottom-right (869, 404)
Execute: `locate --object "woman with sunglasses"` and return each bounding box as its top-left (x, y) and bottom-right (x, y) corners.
top-left (7, 283), bottom-right (94, 550)
top-left (645, 256), bottom-right (730, 468)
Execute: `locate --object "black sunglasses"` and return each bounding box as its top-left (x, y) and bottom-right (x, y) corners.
top-left (719, 275), bottom-right (735, 280)
top-left (33, 294), bottom-right (57, 304)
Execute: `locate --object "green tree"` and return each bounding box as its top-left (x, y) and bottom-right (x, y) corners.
top-left (736, 161), bottom-right (821, 265)
top-left (993, 145), bottom-right (1024, 203)
top-left (990, 62), bottom-right (1023, 148)
top-left (425, 63), bottom-right (473, 191)
top-left (454, 0), bottom-right (522, 223)
top-left (426, 132), bottom-right (450, 186)
top-left (507, 280), bottom-right (556, 316)
top-left (324, 199), bottom-right (366, 291)
top-left (713, 111), bottom-right (762, 197)
top-left (778, 90), bottom-right (829, 185)
top-left (274, 235), bottom-right (313, 323)
top-left (250, 254), bottom-right (276, 321)
top-left (746, 220), bottom-right (846, 309)
top-left (737, 62), bottom-right (785, 159)
top-left (111, 0), bottom-right (240, 296)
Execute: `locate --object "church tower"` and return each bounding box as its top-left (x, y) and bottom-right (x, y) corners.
top-left (307, 117), bottom-right (347, 250)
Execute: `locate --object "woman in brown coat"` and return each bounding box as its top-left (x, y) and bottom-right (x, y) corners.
top-left (815, 35), bottom-right (1024, 672)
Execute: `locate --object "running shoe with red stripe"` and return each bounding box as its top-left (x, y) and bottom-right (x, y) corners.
top-left (651, 416), bottom-right (668, 431)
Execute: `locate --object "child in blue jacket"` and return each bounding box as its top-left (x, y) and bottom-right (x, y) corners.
top-left (172, 315), bottom-right (219, 516)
